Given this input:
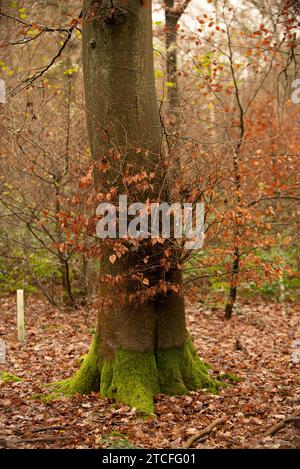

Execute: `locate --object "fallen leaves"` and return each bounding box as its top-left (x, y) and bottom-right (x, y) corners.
top-left (0, 296), bottom-right (299, 449)
top-left (183, 417), bottom-right (226, 448)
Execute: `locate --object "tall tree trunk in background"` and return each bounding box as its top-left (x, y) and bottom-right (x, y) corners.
top-left (224, 29), bottom-right (244, 320)
top-left (59, 0), bottom-right (219, 414)
top-left (55, 183), bottom-right (75, 307)
top-left (164, 1), bottom-right (187, 185)
top-left (165, 0), bottom-right (181, 121)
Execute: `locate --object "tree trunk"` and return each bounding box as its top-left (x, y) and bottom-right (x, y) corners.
top-left (55, 183), bottom-right (75, 307)
top-left (164, 0), bottom-right (182, 186)
top-left (59, 256), bottom-right (75, 308)
top-left (165, 0), bottom-right (181, 120)
top-left (224, 246), bottom-right (240, 320)
top-left (58, 0), bottom-right (219, 414)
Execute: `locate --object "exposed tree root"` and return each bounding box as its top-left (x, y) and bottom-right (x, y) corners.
top-left (182, 417), bottom-right (226, 448)
top-left (264, 407), bottom-right (300, 436)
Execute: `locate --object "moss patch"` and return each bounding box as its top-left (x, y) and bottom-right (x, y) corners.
top-left (217, 372), bottom-right (241, 384)
top-left (52, 335), bottom-right (222, 415)
top-left (96, 431), bottom-right (137, 449)
top-left (101, 349), bottom-right (159, 415)
top-left (156, 337), bottom-right (222, 395)
top-left (0, 371), bottom-right (23, 382)
top-left (30, 391), bottom-right (61, 402)
top-left (99, 337), bottom-right (221, 414)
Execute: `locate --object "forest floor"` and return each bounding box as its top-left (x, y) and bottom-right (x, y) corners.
top-left (0, 295), bottom-right (299, 449)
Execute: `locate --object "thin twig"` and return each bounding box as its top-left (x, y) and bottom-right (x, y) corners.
top-left (264, 408), bottom-right (300, 437)
top-left (182, 417), bottom-right (226, 448)
top-left (29, 425), bottom-right (68, 434)
top-left (7, 11), bottom-right (82, 98)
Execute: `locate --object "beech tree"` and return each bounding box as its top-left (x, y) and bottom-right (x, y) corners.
top-left (57, 0), bottom-right (220, 414)
top-left (1, 0), bottom-right (299, 423)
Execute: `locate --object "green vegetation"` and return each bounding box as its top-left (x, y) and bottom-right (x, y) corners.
top-left (216, 372), bottom-right (242, 384)
top-left (96, 432), bottom-right (137, 449)
top-left (186, 243), bottom-right (299, 305)
top-left (0, 371), bottom-right (23, 382)
top-left (0, 248), bottom-right (62, 294)
top-left (48, 336), bottom-right (222, 416)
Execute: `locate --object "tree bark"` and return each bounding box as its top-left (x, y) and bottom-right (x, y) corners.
top-left (164, 0), bottom-right (184, 186)
top-left (165, 0), bottom-right (180, 118)
top-left (58, 0), bottom-right (220, 414)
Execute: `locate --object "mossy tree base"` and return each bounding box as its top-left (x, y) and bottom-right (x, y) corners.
top-left (54, 336), bottom-right (221, 415)
top-left (156, 338), bottom-right (221, 396)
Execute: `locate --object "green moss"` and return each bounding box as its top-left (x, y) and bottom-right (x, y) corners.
top-left (51, 335), bottom-right (222, 415)
top-left (101, 349), bottom-right (159, 415)
top-left (99, 337), bottom-right (221, 414)
top-left (217, 372), bottom-right (241, 384)
top-left (30, 391), bottom-right (61, 402)
top-left (76, 353), bottom-right (88, 367)
top-left (97, 432), bottom-right (137, 449)
top-left (203, 361), bottom-right (212, 369)
top-left (0, 371), bottom-right (23, 382)
top-left (156, 337), bottom-right (222, 395)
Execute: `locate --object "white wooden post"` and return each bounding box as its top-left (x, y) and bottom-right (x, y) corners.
top-left (279, 273), bottom-right (285, 303)
top-left (0, 339), bottom-right (5, 363)
top-left (17, 289), bottom-right (25, 342)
